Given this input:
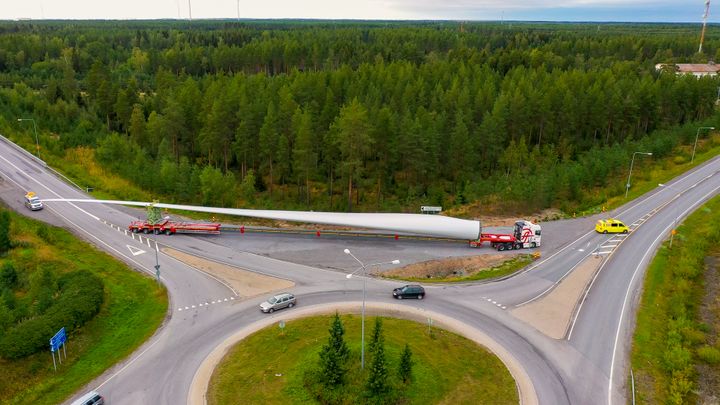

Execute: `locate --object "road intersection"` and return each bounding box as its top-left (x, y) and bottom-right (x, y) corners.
top-left (1, 135), bottom-right (718, 404)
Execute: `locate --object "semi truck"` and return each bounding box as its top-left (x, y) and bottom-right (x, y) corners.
top-left (469, 220), bottom-right (541, 251)
top-left (128, 219), bottom-right (221, 235)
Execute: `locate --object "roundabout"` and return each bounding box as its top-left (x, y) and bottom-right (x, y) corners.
top-left (190, 302), bottom-right (536, 405)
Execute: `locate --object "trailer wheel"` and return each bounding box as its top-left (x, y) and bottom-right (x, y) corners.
top-left (143, 228), bottom-right (149, 234)
top-left (165, 229), bottom-right (172, 235)
top-left (154, 229), bottom-right (160, 235)
top-left (514, 243), bottom-right (522, 250)
top-left (497, 244), bottom-right (505, 251)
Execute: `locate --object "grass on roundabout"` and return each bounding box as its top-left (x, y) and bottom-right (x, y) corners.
top-left (208, 314), bottom-right (518, 405)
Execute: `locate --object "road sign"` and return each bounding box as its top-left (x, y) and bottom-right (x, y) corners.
top-left (50, 327), bottom-right (66, 352)
top-left (420, 206), bottom-right (442, 214)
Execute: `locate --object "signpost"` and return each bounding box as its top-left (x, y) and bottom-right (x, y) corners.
top-left (420, 206), bottom-right (442, 215)
top-left (154, 241), bottom-right (161, 284)
top-left (49, 327), bottom-right (67, 371)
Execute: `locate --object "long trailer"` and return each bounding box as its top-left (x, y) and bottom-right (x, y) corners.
top-left (128, 219), bottom-right (221, 235)
top-left (469, 220), bottom-right (541, 251)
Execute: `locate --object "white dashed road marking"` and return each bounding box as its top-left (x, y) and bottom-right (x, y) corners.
top-left (177, 297), bottom-right (238, 311)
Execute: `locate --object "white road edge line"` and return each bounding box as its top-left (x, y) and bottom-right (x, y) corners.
top-left (606, 184), bottom-right (720, 405)
top-left (566, 173), bottom-right (715, 341)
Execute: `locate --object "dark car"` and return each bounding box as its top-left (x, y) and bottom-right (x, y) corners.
top-left (392, 285), bottom-right (425, 300)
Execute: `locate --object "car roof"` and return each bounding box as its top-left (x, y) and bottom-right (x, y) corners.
top-left (274, 293), bottom-right (293, 298)
top-left (71, 391), bottom-right (101, 404)
top-left (599, 219), bottom-right (625, 224)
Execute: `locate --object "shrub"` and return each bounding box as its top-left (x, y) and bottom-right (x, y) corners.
top-left (0, 270), bottom-right (104, 359)
top-left (0, 210), bottom-right (11, 254)
top-left (662, 343), bottom-right (692, 373)
top-left (697, 346), bottom-right (720, 365)
top-left (0, 261), bottom-right (18, 290)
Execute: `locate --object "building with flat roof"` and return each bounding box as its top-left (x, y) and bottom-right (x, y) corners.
top-left (655, 63), bottom-right (720, 77)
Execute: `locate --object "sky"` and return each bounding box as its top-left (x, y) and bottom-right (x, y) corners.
top-left (1, 0), bottom-right (713, 23)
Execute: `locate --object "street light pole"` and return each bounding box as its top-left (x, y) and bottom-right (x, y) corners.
top-left (625, 151), bottom-right (653, 198)
top-left (17, 118), bottom-right (40, 159)
top-left (691, 126), bottom-right (715, 163)
top-left (344, 248), bottom-right (399, 370)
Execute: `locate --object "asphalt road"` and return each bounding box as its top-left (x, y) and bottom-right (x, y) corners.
top-left (1, 134), bottom-right (718, 405)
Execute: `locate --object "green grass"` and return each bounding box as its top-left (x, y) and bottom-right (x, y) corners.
top-left (208, 314), bottom-right (518, 405)
top-left (0, 210), bottom-right (168, 405)
top-left (630, 195), bottom-right (720, 404)
top-left (386, 254), bottom-right (536, 283)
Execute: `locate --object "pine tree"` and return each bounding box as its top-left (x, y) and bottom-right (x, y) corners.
top-left (0, 211), bottom-right (11, 255)
top-left (398, 343), bottom-right (413, 384)
top-left (319, 312), bottom-right (350, 387)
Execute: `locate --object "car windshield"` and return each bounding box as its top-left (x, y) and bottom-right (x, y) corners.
top-left (268, 297), bottom-right (278, 304)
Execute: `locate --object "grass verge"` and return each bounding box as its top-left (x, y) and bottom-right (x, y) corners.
top-left (630, 195), bottom-right (720, 404)
top-left (208, 314), bottom-right (518, 405)
top-left (0, 209), bottom-right (168, 405)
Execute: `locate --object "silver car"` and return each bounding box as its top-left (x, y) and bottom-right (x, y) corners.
top-left (260, 293), bottom-right (296, 313)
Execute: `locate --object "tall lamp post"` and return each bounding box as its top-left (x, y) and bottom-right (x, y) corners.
top-left (625, 151), bottom-right (653, 198)
top-left (344, 248), bottom-right (399, 370)
top-left (691, 126), bottom-right (714, 163)
top-left (17, 118), bottom-right (40, 159)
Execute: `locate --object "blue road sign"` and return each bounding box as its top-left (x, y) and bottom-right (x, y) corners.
top-left (50, 327), bottom-right (66, 352)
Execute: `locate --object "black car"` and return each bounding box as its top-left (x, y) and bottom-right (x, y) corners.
top-left (393, 285), bottom-right (425, 300)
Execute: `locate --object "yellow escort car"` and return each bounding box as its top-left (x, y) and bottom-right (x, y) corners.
top-left (595, 219), bottom-right (629, 234)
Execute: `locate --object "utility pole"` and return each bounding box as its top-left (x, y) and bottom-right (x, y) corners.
top-left (699, 0), bottom-right (711, 53)
top-left (187, 0), bottom-right (192, 20)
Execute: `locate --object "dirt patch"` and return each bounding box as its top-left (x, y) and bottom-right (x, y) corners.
top-left (384, 254), bottom-right (518, 279)
top-left (163, 248), bottom-right (294, 298)
top-left (511, 255), bottom-right (602, 339)
top-left (445, 204), bottom-right (563, 226)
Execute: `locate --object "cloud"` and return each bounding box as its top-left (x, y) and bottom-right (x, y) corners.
top-left (1, 0), bottom-right (709, 22)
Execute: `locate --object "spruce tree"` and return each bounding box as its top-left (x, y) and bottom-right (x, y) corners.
top-left (398, 343), bottom-right (413, 384)
top-left (368, 317), bottom-right (384, 360)
top-left (319, 312), bottom-right (350, 387)
top-left (366, 334), bottom-right (389, 398)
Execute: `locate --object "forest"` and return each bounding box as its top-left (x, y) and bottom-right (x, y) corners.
top-left (0, 20), bottom-right (719, 213)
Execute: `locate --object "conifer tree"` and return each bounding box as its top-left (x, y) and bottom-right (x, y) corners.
top-left (368, 317), bottom-right (384, 361)
top-left (398, 343), bottom-right (413, 384)
top-left (319, 312), bottom-right (350, 387)
top-left (366, 331), bottom-right (389, 398)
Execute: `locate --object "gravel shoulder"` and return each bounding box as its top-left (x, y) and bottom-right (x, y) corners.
top-left (163, 248), bottom-right (294, 298)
